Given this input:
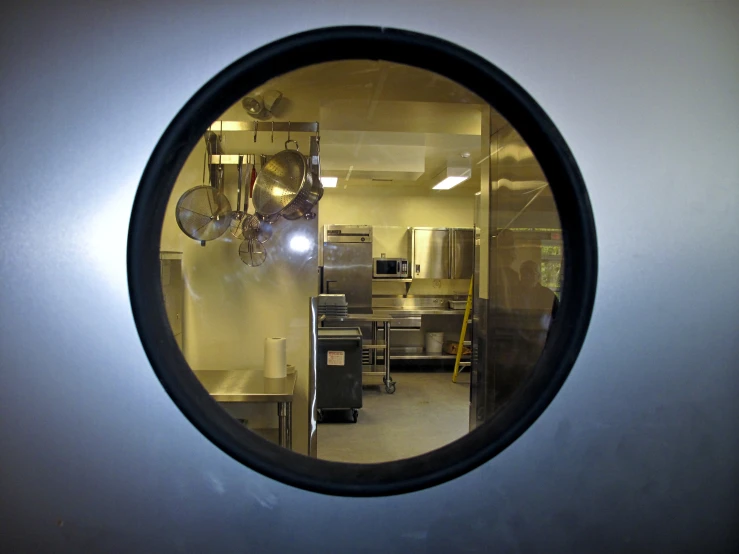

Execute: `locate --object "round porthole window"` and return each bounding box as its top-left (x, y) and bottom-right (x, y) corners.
top-left (128, 26), bottom-right (597, 496)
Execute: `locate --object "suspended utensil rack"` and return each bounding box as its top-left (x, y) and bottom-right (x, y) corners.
top-left (185, 121), bottom-right (322, 261)
top-left (207, 121), bottom-right (321, 172)
top-left (207, 121), bottom-right (318, 133)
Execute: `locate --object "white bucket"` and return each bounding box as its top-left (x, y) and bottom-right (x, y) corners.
top-left (425, 332), bottom-right (444, 354)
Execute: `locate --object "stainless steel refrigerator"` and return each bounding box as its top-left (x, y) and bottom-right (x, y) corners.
top-left (322, 224), bottom-right (373, 314)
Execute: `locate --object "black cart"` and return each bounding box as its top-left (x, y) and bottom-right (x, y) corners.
top-left (316, 327), bottom-right (363, 423)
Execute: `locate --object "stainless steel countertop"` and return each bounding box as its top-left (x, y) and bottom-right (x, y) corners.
top-left (323, 310), bottom-right (467, 321)
top-left (193, 369), bottom-right (297, 402)
top-left (323, 313), bottom-right (394, 322)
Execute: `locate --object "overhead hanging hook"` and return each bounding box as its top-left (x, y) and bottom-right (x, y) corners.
top-left (271, 121), bottom-right (274, 143)
top-left (253, 121), bottom-right (258, 143)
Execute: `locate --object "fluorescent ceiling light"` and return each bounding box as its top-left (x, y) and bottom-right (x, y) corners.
top-left (431, 166), bottom-right (471, 190)
top-left (433, 176), bottom-right (468, 190)
top-left (322, 176), bottom-right (338, 188)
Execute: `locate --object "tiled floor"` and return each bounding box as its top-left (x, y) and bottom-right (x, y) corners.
top-left (317, 371), bottom-right (471, 463)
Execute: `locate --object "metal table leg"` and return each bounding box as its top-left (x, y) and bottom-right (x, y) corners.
top-left (372, 321), bottom-right (378, 367)
top-left (286, 401), bottom-right (292, 450)
top-left (384, 320), bottom-right (395, 394)
top-left (278, 402), bottom-right (291, 449)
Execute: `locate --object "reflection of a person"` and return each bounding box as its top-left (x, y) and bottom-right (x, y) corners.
top-left (487, 230), bottom-right (522, 411)
top-left (517, 260), bottom-right (558, 368)
top-left (519, 260), bottom-right (559, 321)
top-left (488, 240), bottom-right (561, 414)
top-left (494, 230), bottom-right (519, 310)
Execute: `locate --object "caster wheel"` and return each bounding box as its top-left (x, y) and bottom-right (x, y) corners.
top-left (317, 410), bottom-right (324, 423)
top-left (352, 409), bottom-right (359, 423)
top-left (385, 382), bottom-right (396, 394)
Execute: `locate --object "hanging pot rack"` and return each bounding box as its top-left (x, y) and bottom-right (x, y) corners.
top-left (179, 120), bottom-right (323, 259)
top-left (207, 121), bottom-right (318, 133)
top-left (207, 121), bottom-right (321, 170)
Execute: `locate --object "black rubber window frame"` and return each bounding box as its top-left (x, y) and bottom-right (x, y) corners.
top-left (128, 26), bottom-right (597, 497)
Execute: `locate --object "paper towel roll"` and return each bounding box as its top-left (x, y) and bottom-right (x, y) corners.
top-left (264, 337), bottom-right (287, 379)
top-left (264, 378), bottom-right (283, 394)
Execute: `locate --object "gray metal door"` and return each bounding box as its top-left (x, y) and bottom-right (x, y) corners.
top-left (1, 2), bottom-right (738, 552)
top-left (413, 228), bottom-right (450, 279)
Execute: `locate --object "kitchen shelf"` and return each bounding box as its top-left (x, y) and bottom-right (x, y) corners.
top-left (383, 354), bottom-right (470, 361)
top-left (207, 121), bottom-right (319, 133)
top-left (373, 310), bottom-right (468, 316)
top-left (372, 278), bottom-right (413, 283)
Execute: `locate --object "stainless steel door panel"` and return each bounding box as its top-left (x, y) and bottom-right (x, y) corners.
top-left (450, 228), bottom-right (474, 279)
top-left (412, 228), bottom-right (450, 279)
top-left (2, 1), bottom-right (738, 552)
top-left (322, 242), bottom-right (373, 313)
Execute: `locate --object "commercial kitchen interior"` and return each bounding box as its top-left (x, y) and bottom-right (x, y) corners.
top-left (159, 60), bottom-right (562, 463)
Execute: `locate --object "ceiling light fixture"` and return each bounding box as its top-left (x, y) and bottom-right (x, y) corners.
top-left (322, 176), bottom-right (338, 188)
top-left (431, 166), bottom-right (471, 190)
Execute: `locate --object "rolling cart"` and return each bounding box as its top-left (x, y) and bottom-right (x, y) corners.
top-left (322, 314), bottom-right (396, 394)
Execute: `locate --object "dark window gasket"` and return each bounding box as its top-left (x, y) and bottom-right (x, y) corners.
top-left (127, 26), bottom-right (598, 497)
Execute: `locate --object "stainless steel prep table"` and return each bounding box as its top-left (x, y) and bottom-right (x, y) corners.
top-left (373, 309), bottom-right (472, 364)
top-left (322, 314), bottom-right (396, 394)
top-left (193, 369), bottom-right (297, 449)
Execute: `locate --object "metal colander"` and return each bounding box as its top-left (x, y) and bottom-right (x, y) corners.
top-left (252, 142), bottom-right (309, 216)
top-left (175, 185), bottom-right (232, 241)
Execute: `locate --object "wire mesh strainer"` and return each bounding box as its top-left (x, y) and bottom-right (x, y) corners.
top-left (241, 213), bottom-right (261, 241)
top-left (175, 185), bottom-right (232, 241)
top-left (238, 239), bottom-right (267, 267)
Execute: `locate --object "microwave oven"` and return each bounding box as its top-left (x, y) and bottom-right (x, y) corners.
top-left (373, 258), bottom-right (409, 278)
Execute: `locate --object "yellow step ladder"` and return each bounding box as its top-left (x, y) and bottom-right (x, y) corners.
top-left (452, 277), bottom-right (473, 383)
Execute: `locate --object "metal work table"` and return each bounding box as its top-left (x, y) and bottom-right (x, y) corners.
top-left (322, 314), bottom-right (396, 394)
top-left (372, 309), bottom-right (472, 365)
top-left (373, 309), bottom-right (468, 316)
top-left (193, 369), bottom-right (297, 449)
